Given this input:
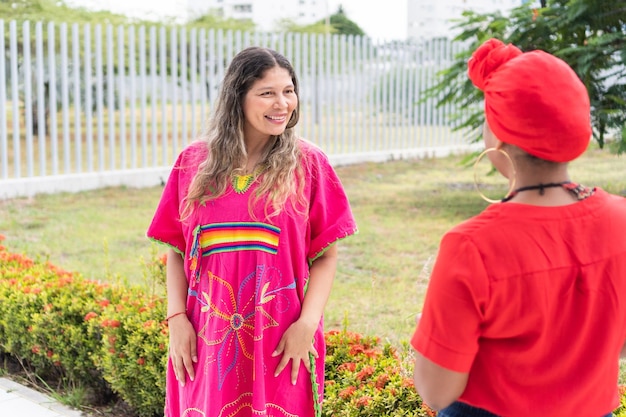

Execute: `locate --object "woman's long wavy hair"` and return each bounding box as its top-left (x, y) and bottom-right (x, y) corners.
top-left (182, 47), bottom-right (305, 220)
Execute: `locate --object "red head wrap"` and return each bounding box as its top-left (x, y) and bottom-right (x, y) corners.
top-left (468, 38), bottom-right (592, 162)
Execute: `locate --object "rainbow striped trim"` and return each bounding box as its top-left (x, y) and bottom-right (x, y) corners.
top-left (196, 222), bottom-right (280, 256)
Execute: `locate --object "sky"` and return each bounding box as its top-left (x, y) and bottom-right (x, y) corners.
top-left (67, 0), bottom-right (409, 42)
top-left (328, 0), bottom-right (408, 41)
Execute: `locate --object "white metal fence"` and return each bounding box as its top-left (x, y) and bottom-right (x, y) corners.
top-left (0, 20), bottom-right (473, 199)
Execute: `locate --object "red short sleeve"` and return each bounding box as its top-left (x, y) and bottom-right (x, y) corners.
top-left (411, 233), bottom-right (490, 372)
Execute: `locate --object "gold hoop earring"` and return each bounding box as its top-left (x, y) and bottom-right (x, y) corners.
top-left (473, 147), bottom-right (516, 203)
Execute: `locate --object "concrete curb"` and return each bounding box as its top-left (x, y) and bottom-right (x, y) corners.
top-left (0, 377), bottom-right (86, 417)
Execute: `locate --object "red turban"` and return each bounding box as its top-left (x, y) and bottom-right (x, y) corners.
top-left (468, 38), bottom-right (592, 162)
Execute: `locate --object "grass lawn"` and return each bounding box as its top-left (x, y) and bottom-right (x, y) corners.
top-left (1, 145), bottom-right (625, 350)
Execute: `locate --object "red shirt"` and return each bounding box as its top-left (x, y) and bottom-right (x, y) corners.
top-left (412, 189), bottom-right (626, 417)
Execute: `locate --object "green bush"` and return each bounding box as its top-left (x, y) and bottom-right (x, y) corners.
top-left (0, 246), bottom-right (106, 389)
top-left (616, 386), bottom-right (626, 417)
top-left (0, 236), bottom-right (168, 414)
top-left (85, 292), bottom-right (168, 417)
top-left (323, 329), bottom-right (434, 417)
top-left (1, 235), bottom-right (625, 417)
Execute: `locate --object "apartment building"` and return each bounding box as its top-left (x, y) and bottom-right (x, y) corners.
top-left (408, 0), bottom-right (532, 40)
top-left (66, 0), bottom-right (328, 30)
top-left (188, 0), bottom-right (328, 29)
top-left (65, 0), bottom-right (189, 22)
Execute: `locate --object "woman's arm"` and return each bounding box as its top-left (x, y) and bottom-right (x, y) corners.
top-left (412, 314), bottom-right (469, 411)
top-left (165, 248), bottom-right (197, 386)
top-left (413, 350), bottom-right (469, 410)
top-left (273, 244), bottom-right (338, 384)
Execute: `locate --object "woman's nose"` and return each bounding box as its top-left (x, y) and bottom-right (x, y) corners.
top-left (274, 94), bottom-right (288, 108)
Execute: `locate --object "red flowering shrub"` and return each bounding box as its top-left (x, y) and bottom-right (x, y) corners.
top-left (355, 395), bottom-right (373, 407)
top-left (323, 329), bottom-right (432, 416)
top-left (1, 237), bottom-right (625, 417)
top-left (85, 290), bottom-right (168, 417)
top-left (339, 386), bottom-right (357, 399)
top-left (0, 241), bottom-right (168, 416)
top-left (0, 246), bottom-right (107, 391)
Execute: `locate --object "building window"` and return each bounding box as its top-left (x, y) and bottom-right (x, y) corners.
top-left (234, 4), bottom-right (252, 12)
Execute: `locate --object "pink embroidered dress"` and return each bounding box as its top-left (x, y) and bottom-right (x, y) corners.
top-left (147, 139), bottom-right (357, 417)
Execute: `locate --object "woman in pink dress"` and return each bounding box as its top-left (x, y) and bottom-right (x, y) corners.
top-left (147, 47), bottom-right (357, 417)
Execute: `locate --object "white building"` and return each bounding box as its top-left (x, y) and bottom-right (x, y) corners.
top-left (66, 0), bottom-right (329, 30)
top-left (188, 0), bottom-right (328, 30)
top-left (408, 0), bottom-right (533, 40)
top-left (65, 0), bottom-right (189, 22)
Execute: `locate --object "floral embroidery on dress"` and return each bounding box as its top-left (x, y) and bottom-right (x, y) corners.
top-left (197, 266), bottom-right (296, 390)
top-left (180, 408), bottom-right (205, 417)
top-left (217, 393), bottom-right (299, 417)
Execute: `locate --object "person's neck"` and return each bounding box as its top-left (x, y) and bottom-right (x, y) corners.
top-left (505, 180), bottom-right (577, 206)
top-left (243, 136), bottom-right (272, 173)
top-left (505, 167), bottom-right (577, 205)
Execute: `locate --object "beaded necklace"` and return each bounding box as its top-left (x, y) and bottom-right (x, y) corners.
top-left (501, 181), bottom-right (595, 203)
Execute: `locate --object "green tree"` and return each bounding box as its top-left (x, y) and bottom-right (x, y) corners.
top-left (0, 0), bottom-right (132, 26)
top-left (276, 5), bottom-right (366, 36)
top-left (328, 5), bottom-right (365, 36)
top-left (429, 0), bottom-right (626, 153)
top-left (186, 10), bottom-right (256, 32)
top-left (275, 18), bottom-right (330, 34)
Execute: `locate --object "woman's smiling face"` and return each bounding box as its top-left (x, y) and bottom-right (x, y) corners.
top-left (242, 66), bottom-right (298, 143)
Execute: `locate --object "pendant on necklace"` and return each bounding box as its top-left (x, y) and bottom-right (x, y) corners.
top-left (232, 165), bottom-right (265, 194)
top-left (233, 173), bottom-right (255, 194)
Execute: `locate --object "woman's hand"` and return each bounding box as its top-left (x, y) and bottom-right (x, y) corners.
top-left (272, 319), bottom-right (319, 385)
top-left (272, 245), bottom-right (337, 384)
top-left (168, 314), bottom-right (197, 386)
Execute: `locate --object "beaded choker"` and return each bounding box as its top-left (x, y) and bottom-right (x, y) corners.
top-left (501, 181), bottom-right (572, 202)
top-left (502, 181), bottom-right (595, 203)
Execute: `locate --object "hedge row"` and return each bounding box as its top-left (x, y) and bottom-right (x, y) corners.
top-left (0, 236), bottom-right (436, 416)
top-left (0, 236), bottom-right (168, 416)
top-left (0, 235), bottom-right (624, 417)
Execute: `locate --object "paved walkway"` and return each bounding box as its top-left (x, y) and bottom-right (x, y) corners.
top-left (0, 377), bottom-right (85, 417)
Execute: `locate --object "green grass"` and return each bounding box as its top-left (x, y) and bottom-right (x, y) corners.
top-left (0, 186), bottom-right (160, 284)
top-left (1, 145), bottom-right (625, 349)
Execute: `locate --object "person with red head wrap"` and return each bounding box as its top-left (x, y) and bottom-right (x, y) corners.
top-left (410, 38), bottom-right (626, 417)
top-left (467, 38), bottom-right (592, 163)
